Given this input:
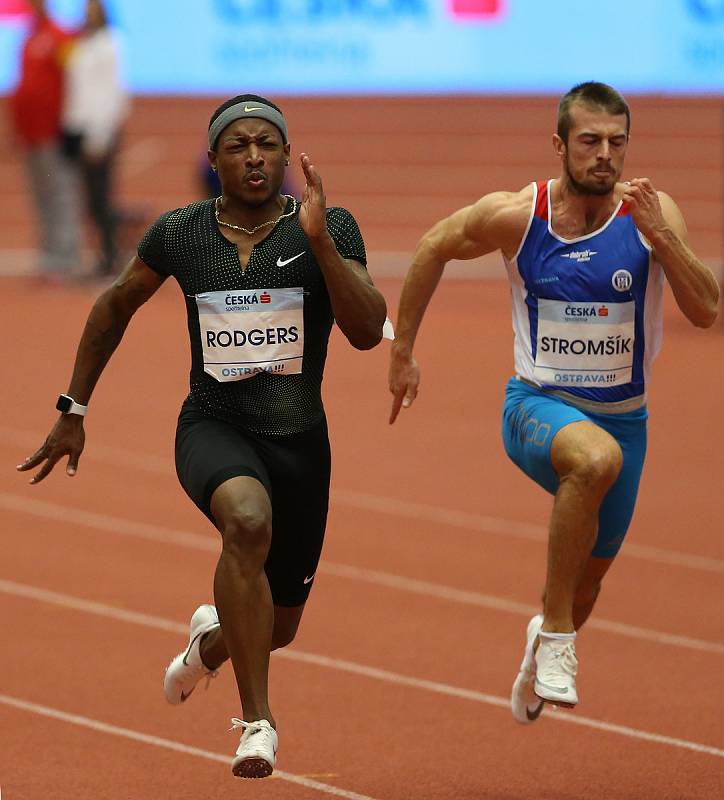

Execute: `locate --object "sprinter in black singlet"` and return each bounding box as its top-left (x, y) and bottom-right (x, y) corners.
top-left (18, 94), bottom-right (387, 779)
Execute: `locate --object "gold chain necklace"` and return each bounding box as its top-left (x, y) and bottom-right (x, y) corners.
top-left (214, 195), bottom-right (297, 235)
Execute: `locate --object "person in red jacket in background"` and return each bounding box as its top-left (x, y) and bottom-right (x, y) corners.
top-left (10, 0), bottom-right (80, 278)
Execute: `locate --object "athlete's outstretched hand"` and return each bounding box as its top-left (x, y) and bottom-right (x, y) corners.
top-left (299, 153), bottom-right (327, 239)
top-left (388, 348), bottom-right (420, 424)
top-left (621, 178), bottom-right (666, 241)
top-left (16, 416), bottom-right (85, 484)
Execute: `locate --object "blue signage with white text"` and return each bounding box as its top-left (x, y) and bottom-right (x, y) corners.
top-left (1, 0), bottom-right (722, 94)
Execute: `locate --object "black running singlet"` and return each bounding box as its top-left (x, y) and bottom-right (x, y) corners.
top-left (138, 198), bottom-right (367, 435)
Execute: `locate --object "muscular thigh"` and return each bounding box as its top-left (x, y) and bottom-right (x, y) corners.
top-left (501, 378), bottom-right (648, 558)
top-left (175, 399), bottom-right (272, 522)
top-left (176, 403), bottom-right (332, 606)
top-left (502, 378), bottom-right (589, 495)
top-left (255, 421), bottom-right (332, 607)
top-left (587, 409), bottom-right (647, 557)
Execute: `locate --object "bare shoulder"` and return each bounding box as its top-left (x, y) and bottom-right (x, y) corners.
top-left (422, 183), bottom-right (535, 263)
top-left (656, 190), bottom-right (689, 239)
top-left (656, 189), bottom-right (679, 213)
top-left (108, 255), bottom-right (166, 312)
top-left (469, 184), bottom-right (533, 216)
top-left (465, 184), bottom-right (535, 257)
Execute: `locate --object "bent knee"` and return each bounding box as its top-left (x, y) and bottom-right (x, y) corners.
top-left (271, 606), bottom-right (304, 650)
top-left (271, 620), bottom-right (301, 650)
top-left (220, 506), bottom-right (272, 558)
top-left (271, 626), bottom-right (297, 651)
top-left (567, 443), bottom-right (623, 492)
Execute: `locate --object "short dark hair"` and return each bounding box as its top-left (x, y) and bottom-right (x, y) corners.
top-left (557, 82), bottom-right (630, 142)
top-left (208, 94), bottom-right (283, 133)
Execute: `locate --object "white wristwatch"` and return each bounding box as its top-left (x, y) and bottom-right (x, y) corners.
top-left (56, 394), bottom-right (88, 416)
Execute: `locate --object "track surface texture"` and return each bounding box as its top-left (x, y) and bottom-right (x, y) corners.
top-left (2, 273), bottom-right (723, 799)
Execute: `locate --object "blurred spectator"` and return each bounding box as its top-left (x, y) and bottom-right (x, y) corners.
top-left (61, 0), bottom-right (128, 276)
top-left (9, 0), bottom-right (81, 278)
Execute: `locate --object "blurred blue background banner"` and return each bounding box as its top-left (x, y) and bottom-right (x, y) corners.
top-left (1, 0), bottom-right (723, 94)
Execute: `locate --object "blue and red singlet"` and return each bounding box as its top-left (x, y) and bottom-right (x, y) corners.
top-left (504, 179), bottom-right (665, 411)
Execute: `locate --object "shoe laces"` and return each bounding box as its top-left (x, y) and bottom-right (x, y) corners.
top-left (539, 640), bottom-right (578, 680)
top-left (230, 719), bottom-right (276, 748)
top-left (230, 718), bottom-right (273, 734)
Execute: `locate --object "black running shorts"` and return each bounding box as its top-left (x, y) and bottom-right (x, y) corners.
top-left (175, 399), bottom-right (331, 607)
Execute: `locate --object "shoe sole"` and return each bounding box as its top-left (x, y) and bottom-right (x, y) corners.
top-left (536, 697), bottom-right (577, 710)
top-left (511, 671), bottom-right (544, 724)
top-left (163, 605), bottom-right (220, 705)
top-left (232, 757), bottom-right (274, 779)
top-left (510, 614), bottom-right (545, 725)
top-left (534, 684), bottom-right (577, 709)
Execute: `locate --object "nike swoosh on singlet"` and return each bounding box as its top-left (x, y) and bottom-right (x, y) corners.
top-left (303, 573), bottom-right (316, 584)
top-left (277, 252), bottom-right (305, 267)
top-left (244, 106), bottom-right (264, 112)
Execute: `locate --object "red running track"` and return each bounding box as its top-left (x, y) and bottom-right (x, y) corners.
top-left (1, 275), bottom-right (723, 799)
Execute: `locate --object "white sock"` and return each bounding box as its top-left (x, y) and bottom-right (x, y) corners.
top-left (539, 630), bottom-right (576, 642)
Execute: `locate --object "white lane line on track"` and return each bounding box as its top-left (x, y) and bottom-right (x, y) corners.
top-left (331, 489), bottom-right (724, 575)
top-left (0, 694), bottom-right (379, 800)
top-left (321, 563), bottom-right (724, 656)
top-left (1, 578), bottom-right (722, 760)
top-left (2, 491), bottom-right (723, 656)
top-left (4, 426), bottom-right (722, 575)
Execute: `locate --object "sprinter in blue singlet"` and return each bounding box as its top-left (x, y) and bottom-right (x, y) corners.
top-left (388, 82), bottom-right (719, 724)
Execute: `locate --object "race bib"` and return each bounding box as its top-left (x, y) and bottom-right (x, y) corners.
top-left (195, 287), bottom-right (304, 382)
top-left (534, 299), bottom-right (635, 388)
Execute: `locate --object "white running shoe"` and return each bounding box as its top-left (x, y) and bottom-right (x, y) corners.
top-left (511, 614), bottom-right (544, 724)
top-left (230, 718), bottom-right (278, 779)
top-left (164, 604), bottom-right (221, 705)
top-left (534, 634), bottom-right (578, 708)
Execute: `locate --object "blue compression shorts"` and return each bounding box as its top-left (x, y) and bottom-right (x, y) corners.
top-left (501, 377), bottom-right (648, 558)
